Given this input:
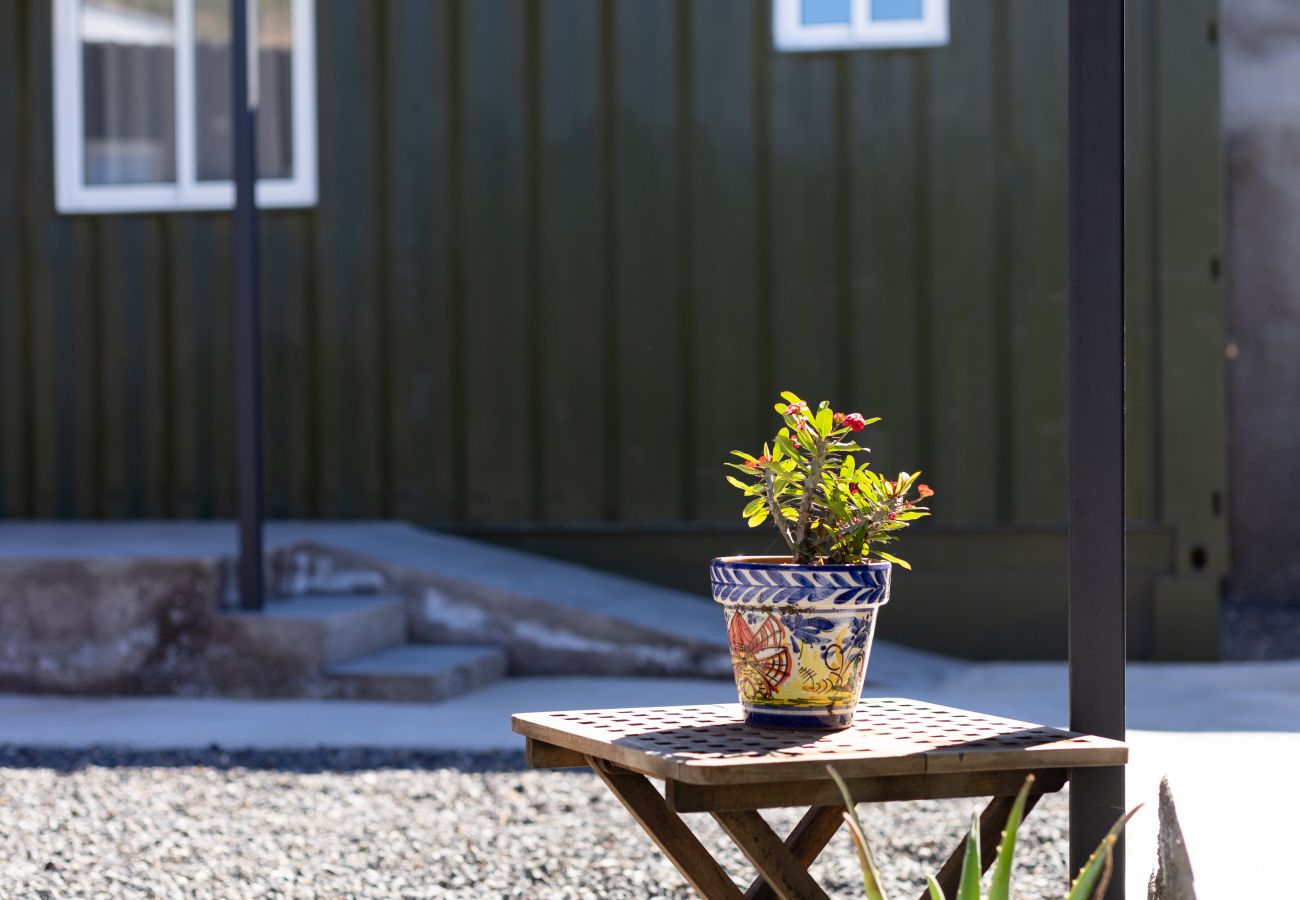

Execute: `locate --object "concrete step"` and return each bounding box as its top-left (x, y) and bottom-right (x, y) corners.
top-left (261, 524), bottom-right (737, 678)
top-left (208, 594), bottom-right (409, 696)
top-left (256, 594), bottom-right (409, 665)
top-left (324, 643), bottom-right (507, 703)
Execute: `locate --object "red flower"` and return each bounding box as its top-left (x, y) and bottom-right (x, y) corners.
top-left (758, 455), bottom-right (769, 464)
top-left (843, 413), bottom-right (866, 432)
top-left (833, 412), bottom-right (846, 425)
top-left (744, 459), bottom-right (759, 469)
top-left (785, 401), bottom-right (807, 417)
top-left (917, 484), bottom-right (934, 498)
top-left (888, 512), bottom-right (897, 520)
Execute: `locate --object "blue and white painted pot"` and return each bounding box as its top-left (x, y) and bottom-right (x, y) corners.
top-left (710, 555), bottom-right (891, 730)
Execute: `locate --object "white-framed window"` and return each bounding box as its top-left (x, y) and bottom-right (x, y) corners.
top-left (53, 0), bottom-right (317, 214)
top-left (773, 0), bottom-right (948, 52)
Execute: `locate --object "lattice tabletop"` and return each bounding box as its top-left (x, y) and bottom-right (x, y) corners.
top-left (512, 697), bottom-right (1127, 786)
top-left (513, 698), bottom-right (1127, 900)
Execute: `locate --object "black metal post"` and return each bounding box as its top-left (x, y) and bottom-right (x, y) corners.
top-left (1068, 0), bottom-right (1126, 896)
top-left (232, 0), bottom-right (264, 611)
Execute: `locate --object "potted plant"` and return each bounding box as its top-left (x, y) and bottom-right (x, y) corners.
top-left (716, 391), bottom-right (934, 730)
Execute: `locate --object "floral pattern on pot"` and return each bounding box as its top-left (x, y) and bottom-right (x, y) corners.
top-left (712, 556), bottom-right (890, 730)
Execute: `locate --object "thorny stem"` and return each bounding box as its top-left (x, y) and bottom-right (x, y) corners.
top-left (764, 466), bottom-right (796, 553)
top-left (792, 434), bottom-right (826, 561)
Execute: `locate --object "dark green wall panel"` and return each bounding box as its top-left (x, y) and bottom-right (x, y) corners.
top-left (0, 0), bottom-right (1226, 593)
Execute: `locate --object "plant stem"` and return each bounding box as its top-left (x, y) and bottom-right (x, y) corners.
top-left (764, 467), bottom-right (797, 554)
top-left (792, 434), bottom-right (825, 560)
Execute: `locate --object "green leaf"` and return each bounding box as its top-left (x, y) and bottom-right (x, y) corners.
top-left (987, 775), bottom-right (1034, 900)
top-left (875, 551), bottom-right (912, 570)
top-left (746, 510), bottom-right (769, 528)
top-left (1065, 806), bottom-right (1139, 900)
top-left (925, 876), bottom-right (946, 900)
top-left (742, 497), bottom-right (766, 518)
top-left (725, 475), bottom-right (752, 490)
top-left (815, 407), bottom-right (833, 437)
top-left (774, 402), bottom-right (788, 415)
top-left (956, 813), bottom-right (981, 900)
top-left (779, 390), bottom-right (803, 405)
top-left (826, 767), bottom-right (889, 900)
top-left (776, 434), bottom-right (799, 459)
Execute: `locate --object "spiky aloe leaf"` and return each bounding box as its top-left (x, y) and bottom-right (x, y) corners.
top-left (1065, 806), bottom-right (1141, 900)
top-left (956, 813), bottom-right (982, 900)
top-left (827, 766), bottom-right (889, 900)
top-left (925, 875), bottom-right (946, 900)
top-left (986, 775), bottom-right (1035, 900)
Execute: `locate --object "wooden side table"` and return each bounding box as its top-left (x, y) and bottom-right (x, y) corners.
top-left (513, 697), bottom-right (1126, 900)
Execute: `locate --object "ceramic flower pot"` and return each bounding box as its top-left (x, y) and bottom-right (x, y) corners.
top-left (710, 555), bottom-right (891, 730)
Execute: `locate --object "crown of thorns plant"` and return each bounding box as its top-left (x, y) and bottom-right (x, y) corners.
top-left (725, 391), bottom-right (934, 568)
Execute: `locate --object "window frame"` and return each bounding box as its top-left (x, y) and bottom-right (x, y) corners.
top-left (772, 0), bottom-right (949, 52)
top-left (53, 0), bottom-right (318, 214)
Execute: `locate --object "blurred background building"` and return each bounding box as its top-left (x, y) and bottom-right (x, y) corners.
top-left (1, 0), bottom-right (1287, 660)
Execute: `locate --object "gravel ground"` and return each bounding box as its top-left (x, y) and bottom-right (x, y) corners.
top-left (1221, 602), bottom-right (1300, 660)
top-left (0, 747), bottom-right (1070, 899)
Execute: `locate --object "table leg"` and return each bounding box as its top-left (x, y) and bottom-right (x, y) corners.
top-left (743, 806), bottom-right (844, 900)
top-left (926, 792), bottom-right (1044, 900)
top-left (586, 756), bottom-right (745, 900)
top-left (712, 810), bottom-right (831, 900)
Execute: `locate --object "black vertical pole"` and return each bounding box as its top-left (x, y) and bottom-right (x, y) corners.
top-left (1068, 0), bottom-right (1126, 896)
top-left (232, 0), bottom-right (264, 611)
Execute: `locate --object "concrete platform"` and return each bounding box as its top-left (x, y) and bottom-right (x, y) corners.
top-left (0, 521), bottom-right (960, 688)
top-left (0, 521), bottom-right (737, 680)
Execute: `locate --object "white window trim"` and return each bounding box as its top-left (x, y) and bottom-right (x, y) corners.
top-left (53, 0), bottom-right (318, 214)
top-left (773, 0), bottom-right (949, 52)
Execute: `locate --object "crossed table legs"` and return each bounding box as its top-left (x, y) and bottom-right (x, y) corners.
top-left (581, 753), bottom-right (1061, 900)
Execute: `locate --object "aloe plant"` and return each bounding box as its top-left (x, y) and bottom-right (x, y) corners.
top-left (827, 767), bottom-right (1138, 900)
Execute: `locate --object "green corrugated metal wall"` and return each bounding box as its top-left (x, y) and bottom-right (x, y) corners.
top-left (0, 0), bottom-right (1227, 658)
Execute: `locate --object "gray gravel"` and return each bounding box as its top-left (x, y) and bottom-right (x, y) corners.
top-left (0, 748), bottom-right (1071, 899)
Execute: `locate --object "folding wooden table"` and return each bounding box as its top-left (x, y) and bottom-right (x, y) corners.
top-left (513, 697), bottom-right (1127, 900)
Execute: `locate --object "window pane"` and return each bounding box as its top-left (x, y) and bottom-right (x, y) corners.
top-left (195, 0), bottom-right (295, 181)
top-left (81, 0), bottom-right (177, 185)
top-left (801, 0), bottom-right (852, 26)
top-left (870, 0), bottom-right (925, 21)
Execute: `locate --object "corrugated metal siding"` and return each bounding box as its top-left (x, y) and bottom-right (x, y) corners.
top-left (0, 1), bottom-right (1224, 551)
